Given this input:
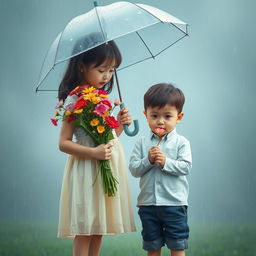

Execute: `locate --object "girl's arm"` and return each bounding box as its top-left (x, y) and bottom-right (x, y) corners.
top-left (59, 120), bottom-right (112, 160)
top-left (115, 107), bottom-right (131, 137)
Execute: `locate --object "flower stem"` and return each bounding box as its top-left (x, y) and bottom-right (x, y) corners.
top-left (100, 160), bottom-right (118, 196)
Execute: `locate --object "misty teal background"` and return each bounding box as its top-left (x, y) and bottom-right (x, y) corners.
top-left (1, 0), bottom-right (256, 234)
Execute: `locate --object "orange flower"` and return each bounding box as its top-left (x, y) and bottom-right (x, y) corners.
top-left (97, 126), bottom-right (105, 134)
top-left (90, 118), bottom-right (100, 126)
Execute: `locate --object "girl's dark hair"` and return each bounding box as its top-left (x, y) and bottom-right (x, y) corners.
top-left (58, 36), bottom-right (122, 101)
top-left (144, 83), bottom-right (185, 113)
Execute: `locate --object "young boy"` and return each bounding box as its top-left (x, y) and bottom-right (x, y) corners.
top-left (129, 83), bottom-right (192, 256)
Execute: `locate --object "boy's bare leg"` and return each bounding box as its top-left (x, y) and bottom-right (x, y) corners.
top-left (148, 249), bottom-right (162, 256)
top-left (171, 249), bottom-right (185, 256)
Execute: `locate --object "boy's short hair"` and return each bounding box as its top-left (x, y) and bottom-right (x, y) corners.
top-left (144, 83), bottom-right (185, 113)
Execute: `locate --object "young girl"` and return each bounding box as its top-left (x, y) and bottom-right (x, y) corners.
top-left (57, 40), bottom-right (136, 256)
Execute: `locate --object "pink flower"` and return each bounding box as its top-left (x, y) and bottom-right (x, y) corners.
top-left (101, 99), bottom-right (112, 108)
top-left (94, 103), bottom-right (109, 116)
top-left (114, 99), bottom-right (122, 106)
top-left (154, 128), bottom-right (165, 136)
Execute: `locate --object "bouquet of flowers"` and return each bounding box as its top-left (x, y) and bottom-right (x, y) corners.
top-left (51, 85), bottom-right (120, 196)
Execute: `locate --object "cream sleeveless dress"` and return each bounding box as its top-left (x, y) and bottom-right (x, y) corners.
top-left (57, 95), bottom-right (136, 238)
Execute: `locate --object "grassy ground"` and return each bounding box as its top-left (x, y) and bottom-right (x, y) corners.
top-left (0, 221), bottom-right (255, 256)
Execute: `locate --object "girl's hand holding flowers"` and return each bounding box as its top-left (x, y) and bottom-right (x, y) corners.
top-left (92, 143), bottom-right (113, 160)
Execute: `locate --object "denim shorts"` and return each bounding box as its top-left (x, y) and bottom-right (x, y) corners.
top-left (138, 205), bottom-right (189, 251)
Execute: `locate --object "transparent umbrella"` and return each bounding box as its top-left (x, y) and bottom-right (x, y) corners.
top-left (36, 1), bottom-right (188, 136)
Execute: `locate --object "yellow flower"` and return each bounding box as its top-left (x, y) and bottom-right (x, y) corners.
top-left (65, 110), bottom-right (72, 116)
top-left (97, 126), bottom-right (105, 134)
top-left (83, 93), bottom-right (97, 101)
top-left (82, 87), bottom-right (96, 94)
top-left (91, 97), bottom-right (101, 104)
top-left (99, 94), bottom-right (108, 98)
top-left (73, 109), bottom-right (83, 114)
top-left (90, 118), bottom-right (99, 126)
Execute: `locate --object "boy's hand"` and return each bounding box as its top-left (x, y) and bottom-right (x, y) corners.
top-left (148, 146), bottom-right (166, 168)
top-left (117, 108), bottom-right (132, 126)
top-left (148, 146), bottom-right (159, 164)
top-left (154, 150), bottom-right (166, 168)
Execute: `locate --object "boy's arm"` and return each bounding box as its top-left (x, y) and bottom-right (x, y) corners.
top-left (129, 138), bottom-right (153, 178)
top-left (162, 140), bottom-right (192, 176)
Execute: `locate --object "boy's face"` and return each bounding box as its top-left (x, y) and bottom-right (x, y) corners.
top-left (144, 104), bottom-right (184, 135)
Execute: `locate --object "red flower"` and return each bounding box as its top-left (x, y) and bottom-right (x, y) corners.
top-left (98, 90), bottom-right (108, 95)
top-left (105, 116), bottom-right (120, 129)
top-left (67, 114), bottom-right (77, 123)
top-left (69, 86), bottom-right (80, 96)
top-left (50, 118), bottom-right (58, 126)
top-left (101, 99), bottom-right (112, 108)
top-left (74, 98), bottom-right (88, 109)
top-left (69, 85), bottom-right (89, 96)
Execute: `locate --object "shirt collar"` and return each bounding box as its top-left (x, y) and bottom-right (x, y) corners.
top-left (150, 128), bottom-right (177, 142)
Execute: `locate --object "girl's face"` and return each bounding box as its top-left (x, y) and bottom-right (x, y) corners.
top-left (79, 59), bottom-right (116, 89)
top-left (144, 104), bottom-right (184, 135)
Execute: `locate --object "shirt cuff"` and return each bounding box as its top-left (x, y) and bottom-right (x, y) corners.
top-left (142, 156), bottom-right (153, 169)
top-left (162, 157), bottom-right (173, 172)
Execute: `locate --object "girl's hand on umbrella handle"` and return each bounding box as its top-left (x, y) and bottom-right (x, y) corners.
top-left (118, 107), bottom-right (132, 126)
top-left (119, 103), bottom-right (139, 136)
top-left (92, 144), bottom-right (112, 160)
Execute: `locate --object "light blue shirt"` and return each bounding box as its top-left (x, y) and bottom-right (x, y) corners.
top-left (129, 128), bottom-right (192, 206)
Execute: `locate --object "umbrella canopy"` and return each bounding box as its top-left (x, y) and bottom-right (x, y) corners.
top-left (36, 1), bottom-right (188, 136)
top-left (36, 1), bottom-right (188, 92)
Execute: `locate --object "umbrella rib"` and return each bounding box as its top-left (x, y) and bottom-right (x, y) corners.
top-left (94, 5), bottom-right (107, 43)
top-left (35, 33), bottom-right (62, 92)
top-left (169, 23), bottom-right (188, 36)
top-left (154, 34), bottom-right (188, 58)
top-left (36, 89), bottom-right (58, 91)
top-left (35, 66), bottom-right (56, 92)
top-left (136, 31), bottom-right (155, 59)
top-left (117, 56), bottom-right (153, 71)
top-left (53, 32), bottom-right (64, 67)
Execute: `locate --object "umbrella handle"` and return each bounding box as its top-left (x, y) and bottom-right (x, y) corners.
top-left (120, 103), bottom-right (139, 136)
